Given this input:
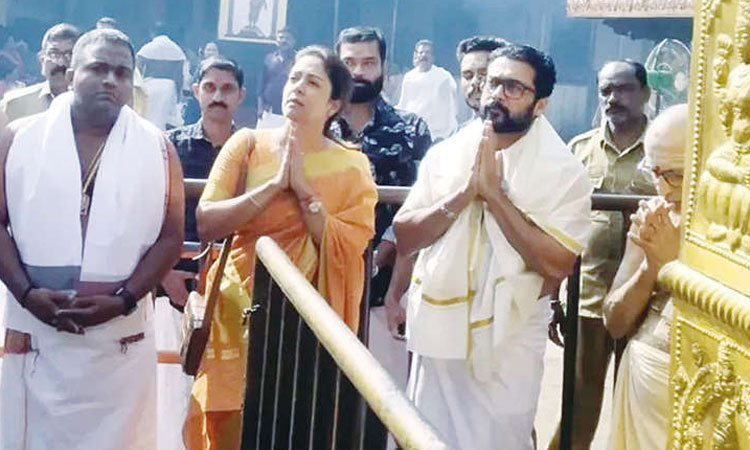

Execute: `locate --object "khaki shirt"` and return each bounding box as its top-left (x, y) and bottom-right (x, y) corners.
top-left (570, 124), bottom-right (656, 318)
top-left (0, 81), bottom-right (53, 122)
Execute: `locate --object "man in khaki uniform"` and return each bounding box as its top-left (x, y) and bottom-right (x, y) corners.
top-left (0, 23), bottom-right (81, 122)
top-left (548, 60), bottom-right (656, 450)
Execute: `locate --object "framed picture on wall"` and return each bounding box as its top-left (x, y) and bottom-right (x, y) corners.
top-left (218, 0), bottom-right (288, 43)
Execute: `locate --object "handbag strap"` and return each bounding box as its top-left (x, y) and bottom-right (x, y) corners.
top-left (198, 132), bottom-right (254, 332)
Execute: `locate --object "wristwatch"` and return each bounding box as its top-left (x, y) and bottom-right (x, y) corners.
top-left (301, 197), bottom-right (323, 214)
top-left (115, 286), bottom-right (138, 316)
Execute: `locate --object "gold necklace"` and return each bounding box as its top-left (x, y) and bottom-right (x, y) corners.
top-left (80, 140), bottom-right (107, 220)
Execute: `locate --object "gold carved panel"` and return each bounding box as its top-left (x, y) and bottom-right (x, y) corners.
top-left (661, 263), bottom-right (750, 449)
top-left (567, 0), bottom-right (693, 17)
top-left (683, 0), bottom-right (750, 296)
top-left (661, 1), bottom-right (750, 448)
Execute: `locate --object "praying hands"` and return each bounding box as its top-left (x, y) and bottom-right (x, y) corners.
top-left (628, 199), bottom-right (680, 271)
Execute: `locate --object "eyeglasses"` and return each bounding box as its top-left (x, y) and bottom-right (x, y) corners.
top-left (45, 48), bottom-right (73, 61)
top-left (651, 166), bottom-right (683, 187)
top-left (487, 77), bottom-right (536, 100)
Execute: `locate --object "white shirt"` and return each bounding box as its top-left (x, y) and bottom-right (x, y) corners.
top-left (397, 65), bottom-right (458, 139)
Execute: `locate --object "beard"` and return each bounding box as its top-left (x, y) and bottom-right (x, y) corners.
top-left (351, 75), bottom-right (383, 103)
top-left (480, 100), bottom-right (535, 133)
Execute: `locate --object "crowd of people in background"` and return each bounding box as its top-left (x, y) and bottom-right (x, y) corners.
top-left (0, 13), bottom-right (689, 450)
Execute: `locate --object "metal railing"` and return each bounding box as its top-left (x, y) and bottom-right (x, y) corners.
top-left (559, 193), bottom-right (650, 450)
top-left (172, 180), bottom-right (654, 448)
top-left (243, 236), bottom-right (449, 450)
top-left (0, 179), bottom-right (652, 450)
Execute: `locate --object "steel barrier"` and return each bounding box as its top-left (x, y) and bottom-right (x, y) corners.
top-left (243, 236), bottom-right (449, 450)
top-left (0, 178), bottom-right (652, 450)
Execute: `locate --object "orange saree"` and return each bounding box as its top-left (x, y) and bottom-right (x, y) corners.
top-left (183, 128), bottom-right (377, 450)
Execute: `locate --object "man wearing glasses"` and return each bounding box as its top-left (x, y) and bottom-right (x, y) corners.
top-left (0, 23), bottom-right (81, 122)
top-left (547, 60), bottom-right (656, 450)
top-left (394, 44), bottom-right (592, 449)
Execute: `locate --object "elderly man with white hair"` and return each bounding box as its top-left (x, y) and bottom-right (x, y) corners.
top-left (603, 104), bottom-right (688, 450)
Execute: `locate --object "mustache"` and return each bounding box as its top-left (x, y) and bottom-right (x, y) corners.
top-left (605, 103), bottom-right (626, 114)
top-left (484, 101), bottom-right (509, 116)
top-left (208, 101), bottom-right (228, 109)
top-left (50, 65), bottom-right (67, 76)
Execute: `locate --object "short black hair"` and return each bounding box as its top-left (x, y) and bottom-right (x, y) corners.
top-left (489, 44), bottom-right (556, 99)
top-left (456, 36), bottom-right (508, 63)
top-left (72, 29), bottom-right (135, 70)
top-left (335, 26), bottom-right (386, 63)
top-left (41, 23), bottom-right (81, 51)
top-left (600, 59), bottom-right (648, 88)
top-left (197, 56), bottom-right (244, 88)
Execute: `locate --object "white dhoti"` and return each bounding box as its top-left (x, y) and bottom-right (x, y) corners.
top-left (1, 301), bottom-right (157, 450)
top-left (608, 340), bottom-right (670, 450)
top-left (408, 297), bottom-right (550, 450)
top-left (400, 117), bottom-right (592, 449)
top-left (154, 297), bottom-right (190, 450)
top-left (2, 92), bottom-right (168, 450)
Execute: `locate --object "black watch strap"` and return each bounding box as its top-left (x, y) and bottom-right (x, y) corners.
top-left (115, 286), bottom-right (138, 316)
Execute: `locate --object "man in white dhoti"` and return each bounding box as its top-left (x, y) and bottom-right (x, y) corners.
top-left (394, 44), bottom-right (593, 450)
top-left (0, 28), bottom-right (184, 450)
top-left (397, 40), bottom-right (458, 140)
top-left (603, 105), bottom-right (687, 450)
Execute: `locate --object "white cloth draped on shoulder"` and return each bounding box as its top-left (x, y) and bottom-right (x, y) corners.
top-left (6, 91), bottom-right (166, 282)
top-left (404, 116), bottom-right (593, 380)
top-left (1, 92), bottom-right (167, 450)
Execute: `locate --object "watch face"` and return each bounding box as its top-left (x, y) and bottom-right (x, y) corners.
top-left (308, 200), bottom-right (322, 213)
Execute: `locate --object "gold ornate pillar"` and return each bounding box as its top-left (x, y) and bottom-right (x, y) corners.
top-left (660, 0), bottom-right (750, 448)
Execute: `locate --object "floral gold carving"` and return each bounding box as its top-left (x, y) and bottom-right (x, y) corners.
top-left (567, 0), bottom-right (693, 17)
top-left (680, 0), bottom-right (750, 294)
top-left (670, 318), bottom-right (750, 449)
top-left (664, 1), bottom-right (750, 449)
top-left (698, 1), bottom-right (750, 255)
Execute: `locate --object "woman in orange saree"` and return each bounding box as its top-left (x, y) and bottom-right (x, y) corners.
top-left (183, 46), bottom-right (377, 450)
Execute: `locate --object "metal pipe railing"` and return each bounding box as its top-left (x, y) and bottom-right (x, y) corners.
top-left (0, 180), bottom-right (648, 449)
top-left (172, 183), bottom-right (654, 446)
top-left (244, 236), bottom-right (449, 450)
